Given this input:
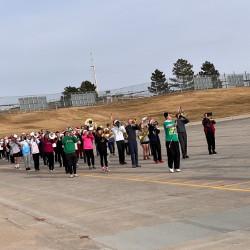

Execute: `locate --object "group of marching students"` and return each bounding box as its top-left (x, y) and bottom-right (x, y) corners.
top-left (0, 107), bottom-right (217, 177)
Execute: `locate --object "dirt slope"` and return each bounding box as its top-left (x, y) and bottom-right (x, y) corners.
top-left (0, 87), bottom-right (250, 136)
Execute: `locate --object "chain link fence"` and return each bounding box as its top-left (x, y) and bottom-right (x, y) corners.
top-left (1, 73), bottom-right (249, 114)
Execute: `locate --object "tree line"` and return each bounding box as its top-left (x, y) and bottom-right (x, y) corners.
top-left (148, 59), bottom-right (221, 95)
top-left (61, 59), bottom-right (221, 98)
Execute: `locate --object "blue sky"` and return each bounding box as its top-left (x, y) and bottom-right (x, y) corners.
top-left (1, 0), bottom-right (250, 96)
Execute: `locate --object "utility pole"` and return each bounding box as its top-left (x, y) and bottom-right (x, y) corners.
top-left (90, 53), bottom-right (99, 94)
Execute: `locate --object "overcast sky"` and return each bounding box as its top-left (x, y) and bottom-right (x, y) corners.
top-left (1, 0), bottom-right (250, 96)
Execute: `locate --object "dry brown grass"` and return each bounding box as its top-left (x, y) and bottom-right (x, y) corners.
top-left (1, 87), bottom-right (250, 136)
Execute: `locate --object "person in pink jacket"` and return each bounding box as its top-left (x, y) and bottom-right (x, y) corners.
top-left (82, 129), bottom-right (96, 169)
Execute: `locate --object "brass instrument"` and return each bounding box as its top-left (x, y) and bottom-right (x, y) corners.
top-left (131, 118), bottom-right (137, 125)
top-left (138, 121), bottom-right (149, 141)
top-left (30, 132), bottom-right (39, 138)
top-left (49, 132), bottom-right (56, 140)
top-left (142, 116), bottom-right (148, 123)
top-left (103, 128), bottom-right (110, 139)
top-left (85, 118), bottom-right (96, 131)
top-left (178, 106), bottom-right (187, 117)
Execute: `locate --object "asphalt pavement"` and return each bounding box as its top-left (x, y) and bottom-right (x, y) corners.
top-left (0, 116), bottom-right (250, 250)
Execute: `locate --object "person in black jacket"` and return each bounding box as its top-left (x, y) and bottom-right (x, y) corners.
top-left (125, 119), bottom-right (141, 168)
top-left (95, 127), bottom-right (110, 172)
top-left (176, 112), bottom-right (190, 159)
top-left (148, 119), bottom-right (164, 164)
top-left (202, 113), bottom-right (217, 155)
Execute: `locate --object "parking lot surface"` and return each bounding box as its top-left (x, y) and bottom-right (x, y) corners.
top-left (0, 117), bottom-right (250, 250)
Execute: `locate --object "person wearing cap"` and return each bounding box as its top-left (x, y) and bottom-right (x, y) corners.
top-left (148, 119), bottom-right (164, 164)
top-left (9, 134), bottom-right (21, 169)
top-left (163, 112), bottom-right (181, 173)
top-left (62, 130), bottom-right (79, 178)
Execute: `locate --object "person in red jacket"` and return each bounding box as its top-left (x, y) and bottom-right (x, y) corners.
top-left (42, 133), bottom-right (56, 172)
top-left (202, 113), bottom-right (217, 155)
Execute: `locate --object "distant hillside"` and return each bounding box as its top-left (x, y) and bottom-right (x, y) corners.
top-left (0, 87), bottom-right (250, 136)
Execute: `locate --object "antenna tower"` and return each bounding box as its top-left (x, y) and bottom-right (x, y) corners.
top-left (90, 53), bottom-right (99, 94)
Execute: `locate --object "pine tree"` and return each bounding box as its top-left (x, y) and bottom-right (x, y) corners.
top-left (79, 81), bottom-right (97, 93)
top-left (172, 59), bottom-right (194, 90)
top-left (148, 69), bottom-right (170, 95)
top-left (199, 61), bottom-right (222, 88)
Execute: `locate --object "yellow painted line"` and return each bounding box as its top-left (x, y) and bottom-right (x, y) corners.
top-left (142, 174), bottom-right (170, 179)
top-left (80, 174), bottom-right (250, 193)
top-left (221, 180), bottom-right (250, 187)
top-left (183, 180), bottom-right (204, 184)
top-left (201, 180), bottom-right (224, 185)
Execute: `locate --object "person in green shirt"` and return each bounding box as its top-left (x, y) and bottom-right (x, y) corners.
top-left (62, 130), bottom-right (79, 178)
top-left (163, 112), bottom-right (181, 173)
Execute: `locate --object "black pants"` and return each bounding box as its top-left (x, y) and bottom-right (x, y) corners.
top-left (55, 149), bottom-right (63, 167)
top-left (116, 140), bottom-right (125, 164)
top-left (66, 152), bottom-right (78, 175)
top-left (99, 150), bottom-right (108, 167)
top-left (44, 152), bottom-right (54, 170)
top-left (178, 132), bottom-right (188, 157)
top-left (61, 151), bottom-right (69, 173)
top-left (32, 153), bottom-right (40, 170)
top-left (108, 141), bottom-right (115, 154)
top-left (85, 149), bottom-right (95, 167)
top-left (166, 141), bottom-right (180, 169)
top-left (205, 131), bottom-right (215, 153)
top-left (151, 143), bottom-right (162, 161)
top-left (128, 140), bottom-right (138, 165)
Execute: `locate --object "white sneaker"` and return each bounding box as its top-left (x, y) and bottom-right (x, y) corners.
top-left (169, 168), bottom-right (174, 173)
top-left (74, 174), bottom-right (78, 177)
top-left (176, 169), bottom-right (181, 172)
top-left (69, 174), bottom-right (74, 178)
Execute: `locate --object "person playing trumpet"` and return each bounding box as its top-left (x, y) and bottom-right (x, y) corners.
top-left (9, 134), bottom-right (21, 169)
top-left (29, 132), bottom-right (40, 171)
top-left (148, 119), bottom-right (164, 164)
top-left (163, 112), bottom-right (181, 173)
top-left (106, 123), bottom-right (115, 156)
top-left (176, 108), bottom-right (190, 159)
top-left (112, 120), bottom-right (127, 165)
top-left (125, 118), bottom-right (141, 168)
top-left (42, 132), bottom-right (56, 172)
top-left (82, 127), bottom-right (96, 170)
top-left (95, 127), bottom-right (110, 172)
top-left (202, 112), bottom-right (217, 155)
top-left (62, 129), bottom-right (79, 178)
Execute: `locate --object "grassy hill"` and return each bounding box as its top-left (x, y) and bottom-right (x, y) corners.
top-left (0, 87), bottom-right (250, 136)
